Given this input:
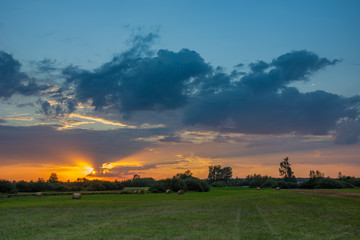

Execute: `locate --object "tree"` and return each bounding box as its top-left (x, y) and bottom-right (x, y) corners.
top-left (48, 173), bottom-right (59, 183)
top-left (279, 157), bottom-right (296, 182)
top-left (208, 165), bottom-right (233, 183)
top-left (133, 174), bottom-right (140, 180)
top-left (222, 167), bottom-right (233, 182)
top-left (309, 170), bottom-right (324, 179)
top-left (208, 165), bottom-right (222, 182)
top-left (175, 170), bottom-right (193, 179)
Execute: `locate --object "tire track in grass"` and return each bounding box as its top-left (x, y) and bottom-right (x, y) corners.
top-left (233, 207), bottom-right (241, 240)
top-left (256, 204), bottom-right (279, 239)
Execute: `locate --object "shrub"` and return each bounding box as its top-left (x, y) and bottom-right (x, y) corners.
top-left (200, 180), bottom-right (211, 192)
top-left (168, 178), bottom-right (187, 192)
top-left (211, 181), bottom-right (226, 187)
top-left (286, 182), bottom-right (299, 189)
top-left (185, 178), bottom-right (210, 192)
top-left (261, 179), bottom-right (279, 188)
top-left (315, 178), bottom-right (348, 189)
top-left (0, 180), bottom-right (17, 194)
top-left (149, 180), bottom-right (167, 193)
top-left (15, 180), bottom-right (31, 192)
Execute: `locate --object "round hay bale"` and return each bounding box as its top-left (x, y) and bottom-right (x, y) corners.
top-left (35, 192), bottom-right (42, 196)
top-left (165, 189), bottom-right (172, 194)
top-left (138, 189), bottom-right (145, 194)
top-left (276, 187), bottom-right (280, 190)
top-left (256, 187), bottom-right (261, 191)
top-left (72, 193), bottom-right (82, 199)
top-left (177, 189), bottom-right (185, 195)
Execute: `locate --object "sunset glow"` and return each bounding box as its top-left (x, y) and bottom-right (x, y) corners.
top-left (0, 1), bottom-right (359, 181)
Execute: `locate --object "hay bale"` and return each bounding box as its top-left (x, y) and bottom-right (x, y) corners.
top-left (276, 187), bottom-right (280, 190)
top-left (256, 187), bottom-right (261, 191)
top-left (177, 189), bottom-right (185, 195)
top-left (72, 193), bottom-right (82, 199)
top-left (138, 189), bottom-right (145, 194)
top-left (35, 192), bottom-right (42, 196)
top-left (165, 189), bottom-right (172, 194)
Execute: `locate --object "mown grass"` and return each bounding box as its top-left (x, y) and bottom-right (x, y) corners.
top-left (0, 187), bottom-right (359, 240)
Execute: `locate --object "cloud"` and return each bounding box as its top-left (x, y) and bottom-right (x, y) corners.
top-left (185, 87), bottom-right (358, 135)
top-left (240, 50), bottom-right (340, 93)
top-left (63, 34), bottom-right (212, 113)
top-left (334, 119), bottom-right (360, 144)
top-left (0, 51), bottom-right (48, 99)
top-left (184, 50), bottom-right (359, 137)
top-left (0, 125), bottom-right (156, 167)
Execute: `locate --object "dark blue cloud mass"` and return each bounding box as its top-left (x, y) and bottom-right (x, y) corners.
top-left (0, 51), bottom-right (48, 99)
top-left (63, 34), bottom-right (211, 113)
top-left (1, 35), bottom-right (358, 144)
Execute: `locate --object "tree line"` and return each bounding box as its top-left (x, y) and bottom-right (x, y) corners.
top-left (1, 157), bottom-right (360, 194)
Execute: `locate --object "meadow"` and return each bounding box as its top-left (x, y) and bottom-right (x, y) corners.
top-left (0, 187), bottom-right (359, 240)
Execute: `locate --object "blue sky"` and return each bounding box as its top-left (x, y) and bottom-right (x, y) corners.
top-left (1, 0), bottom-right (359, 95)
top-left (0, 0), bottom-right (359, 180)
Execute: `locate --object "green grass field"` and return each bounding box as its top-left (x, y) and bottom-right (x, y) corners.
top-left (1, 187), bottom-right (359, 240)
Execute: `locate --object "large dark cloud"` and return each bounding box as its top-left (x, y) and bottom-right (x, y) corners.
top-left (0, 51), bottom-right (48, 99)
top-left (0, 125), bottom-right (156, 167)
top-left (240, 50), bottom-right (340, 93)
top-left (63, 34), bottom-right (212, 113)
top-left (184, 51), bottom-right (359, 138)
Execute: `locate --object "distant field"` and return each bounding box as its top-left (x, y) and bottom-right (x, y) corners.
top-left (0, 188), bottom-right (359, 240)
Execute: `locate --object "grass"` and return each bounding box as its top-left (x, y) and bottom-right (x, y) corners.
top-left (0, 187), bottom-right (359, 240)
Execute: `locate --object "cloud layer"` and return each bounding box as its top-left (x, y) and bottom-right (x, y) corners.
top-left (1, 35), bottom-right (359, 146)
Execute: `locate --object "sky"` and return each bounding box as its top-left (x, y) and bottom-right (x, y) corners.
top-left (0, 0), bottom-right (359, 181)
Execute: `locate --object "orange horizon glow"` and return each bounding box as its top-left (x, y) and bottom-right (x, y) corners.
top-left (1, 147), bottom-right (360, 181)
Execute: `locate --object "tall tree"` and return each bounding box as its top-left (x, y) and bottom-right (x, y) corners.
top-left (222, 167), bottom-right (233, 182)
top-left (279, 157), bottom-right (296, 182)
top-left (48, 173), bottom-right (58, 183)
top-left (208, 165), bottom-right (233, 183)
top-left (309, 170), bottom-right (324, 179)
top-left (208, 165), bottom-right (222, 182)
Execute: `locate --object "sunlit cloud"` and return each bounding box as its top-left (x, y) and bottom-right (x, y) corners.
top-left (69, 113), bottom-right (136, 128)
top-left (0, 115), bottom-right (34, 121)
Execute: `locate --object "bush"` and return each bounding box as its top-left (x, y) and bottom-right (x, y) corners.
top-left (200, 180), bottom-right (211, 192)
top-left (149, 180), bottom-right (167, 193)
top-left (287, 182), bottom-right (299, 189)
top-left (0, 180), bottom-right (17, 194)
top-left (299, 177), bottom-right (354, 189)
top-left (246, 174), bottom-right (269, 188)
top-left (211, 181), bottom-right (226, 187)
top-left (149, 178), bottom-right (187, 193)
top-left (185, 178), bottom-right (210, 192)
top-left (315, 178), bottom-right (351, 189)
top-left (227, 178), bottom-right (245, 186)
top-left (261, 179), bottom-right (279, 188)
top-left (15, 180), bottom-right (31, 192)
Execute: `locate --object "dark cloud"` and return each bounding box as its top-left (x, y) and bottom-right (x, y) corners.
top-left (240, 50), bottom-right (340, 93)
top-left (0, 51), bottom-right (48, 99)
top-left (184, 50), bottom-right (358, 138)
top-left (185, 87), bottom-right (358, 135)
top-left (33, 58), bottom-right (59, 73)
top-left (334, 119), bottom-right (360, 144)
top-left (0, 125), bottom-right (155, 167)
top-left (0, 119), bottom-right (7, 123)
top-left (38, 99), bottom-right (76, 116)
top-left (159, 134), bottom-right (185, 143)
top-left (63, 34), bottom-right (211, 113)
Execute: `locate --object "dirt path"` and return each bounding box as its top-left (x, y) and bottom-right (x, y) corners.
top-left (289, 189), bottom-right (360, 199)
